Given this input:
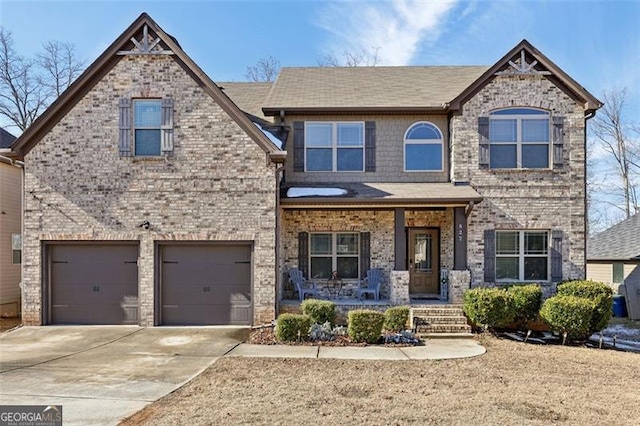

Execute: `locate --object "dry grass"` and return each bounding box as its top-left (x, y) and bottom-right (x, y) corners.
top-left (121, 336), bottom-right (640, 425)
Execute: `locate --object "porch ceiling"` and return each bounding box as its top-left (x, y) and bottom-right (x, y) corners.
top-left (280, 182), bottom-right (483, 208)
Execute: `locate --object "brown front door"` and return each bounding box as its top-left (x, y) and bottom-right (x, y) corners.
top-left (409, 229), bottom-right (439, 294)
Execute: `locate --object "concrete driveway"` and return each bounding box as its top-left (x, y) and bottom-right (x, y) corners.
top-left (0, 326), bottom-right (247, 425)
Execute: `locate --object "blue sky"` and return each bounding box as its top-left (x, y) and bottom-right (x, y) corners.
top-left (1, 0), bottom-right (638, 121)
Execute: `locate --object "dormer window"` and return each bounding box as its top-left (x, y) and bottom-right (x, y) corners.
top-left (489, 108), bottom-right (550, 169)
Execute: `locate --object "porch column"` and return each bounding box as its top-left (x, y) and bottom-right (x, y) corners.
top-left (394, 208), bottom-right (406, 270)
top-left (454, 207), bottom-right (467, 270)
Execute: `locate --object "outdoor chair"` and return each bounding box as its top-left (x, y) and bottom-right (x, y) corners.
top-left (358, 268), bottom-right (384, 301)
top-left (288, 268), bottom-right (319, 302)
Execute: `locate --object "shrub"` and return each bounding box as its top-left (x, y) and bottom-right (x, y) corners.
top-left (347, 310), bottom-right (385, 343)
top-left (463, 288), bottom-right (516, 329)
top-left (275, 313), bottom-right (312, 342)
top-left (301, 299), bottom-right (336, 326)
top-left (309, 322), bottom-right (335, 342)
top-left (507, 284), bottom-right (542, 329)
top-left (557, 280), bottom-right (613, 333)
top-left (383, 306), bottom-right (410, 332)
top-left (540, 295), bottom-right (594, 341)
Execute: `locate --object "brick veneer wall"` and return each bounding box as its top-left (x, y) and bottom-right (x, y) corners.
top-left (452, 74), bottom-right (587, 286)
top-left (22, 54), bottom-right (277, 325)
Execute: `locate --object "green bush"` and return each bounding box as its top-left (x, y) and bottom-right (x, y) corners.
top-left (301, 299), bottom-right (337, 326)
top-left (540, 295), bottom-right (594, 341)
top-left (383, 306), bottom-right (410, 332)
top-left (275, 313), bottom-right (312, 342)
top-left (463, 288), bottom-right (516, 329)
top-left (557, 280), bottom-right (613, 333)
top-left (507, 284), bottom-right (542, 328)
top-left (347, 310), bottom-right (385, 343)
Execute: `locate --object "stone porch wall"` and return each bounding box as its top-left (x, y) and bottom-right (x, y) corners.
top-left (22, 54), bottom-right (277, 326)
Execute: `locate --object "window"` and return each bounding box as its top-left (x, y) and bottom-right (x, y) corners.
top-left (404, 122), bottom-right (443, 171)
top-left (613, 262), bottom-right (624, 283)
top-left (489, 108), bottom-right (550, 169)
top-left (11, 234), bottom-right (21, 264)
top-left (134, 99), bottom-right (162, 156)
top-left (310, 233), bottom-right (359, 279)
top-left (305, 122), bottom-right (364, 171)
top-left (495, 230), bottom-right (548, 281)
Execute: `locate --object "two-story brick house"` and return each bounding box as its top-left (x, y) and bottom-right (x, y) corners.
top-left (11, 14), bottom-right (601, 326)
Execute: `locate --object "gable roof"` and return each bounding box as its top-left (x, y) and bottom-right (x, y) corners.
top-left (263, 66), bottom-right (488, 115)
top-left (588, 214), bottom-right (640, 261)
top-left (0, 128), bottom-right (17, 149)
top-left (263, 39), bottom-right (601, 116)
top-left (10, 13), bottom-right (285, 162)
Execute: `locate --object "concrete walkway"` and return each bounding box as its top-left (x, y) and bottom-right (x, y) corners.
top-left (227, 339), bottom-right (486, 360)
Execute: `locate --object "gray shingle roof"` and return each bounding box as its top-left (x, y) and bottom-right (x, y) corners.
top-left (588, 214), bottom-right (640, 260)
top-left (0, 128), bottom-right (17, 149)
top-left (263, 66), bottom-right (488, 111)
top-left (218, 82), bottom-right (273, 121)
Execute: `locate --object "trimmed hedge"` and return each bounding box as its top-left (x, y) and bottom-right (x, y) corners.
top-left (348, 310), bottom-right (385, 343)
top-left (556, 280), bottom-right (613, 333)
top-left (301, 299), bottom-right (337, 326)
top-left (275, 313), bottom-right (312, 342)
top-left (540, 295), bottom-right (594, 340)
top-left (383, 306), bottom-right (410, 332)
top-left (507, 284), bottom-right (542, 328)
top-left (463, 288), bottom-right (516, 329)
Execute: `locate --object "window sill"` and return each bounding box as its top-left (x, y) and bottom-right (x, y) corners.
top-left (487, 168), bottom-right (554, 173)
top-left (131, 156), bottom-right (169, 163)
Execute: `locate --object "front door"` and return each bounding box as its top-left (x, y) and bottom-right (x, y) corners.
top-left (409, 229), bottom-right (439, 294)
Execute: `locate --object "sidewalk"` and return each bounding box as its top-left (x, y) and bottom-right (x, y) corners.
top-left (226, 338), bottom-right (486, 360)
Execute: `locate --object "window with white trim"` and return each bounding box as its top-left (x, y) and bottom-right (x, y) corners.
top-left (495, 230), bottom-right (549, 281)
top-left (305, 122), bottom-right (364, 171)
top-left (310, 233), bottom-right (359, 279)
top-left (11, 234), bottom-right (21, 264)
top-left (134, 99), bottom-right (162, 156)
top-left (490, 108), bottom-right (550, 169)
top-left (404, 122), bottom-right (443, 171)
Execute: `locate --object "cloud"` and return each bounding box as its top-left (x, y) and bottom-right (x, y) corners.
top-left (316, 0), bottom-right (458, 66)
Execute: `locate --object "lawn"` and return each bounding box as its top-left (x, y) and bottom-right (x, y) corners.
top-left (120, 335), bottom-right (640, 425)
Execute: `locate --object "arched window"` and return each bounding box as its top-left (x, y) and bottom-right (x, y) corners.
top-left (404, 122), bottom-right (443, 171)
top-left (489, 108), bottom-right (550, 169)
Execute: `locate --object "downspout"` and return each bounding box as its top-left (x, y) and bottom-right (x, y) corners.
top-left (583, 109), bottom-right (597, 279)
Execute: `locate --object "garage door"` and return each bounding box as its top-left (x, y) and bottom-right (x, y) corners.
top-left (161, 244), bottom-right (251, 325)
top-left (50, 244), bottom-right (139, 324)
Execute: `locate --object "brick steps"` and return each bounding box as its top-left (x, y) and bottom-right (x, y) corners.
top-left (410, 306), bottom-right (473, 339)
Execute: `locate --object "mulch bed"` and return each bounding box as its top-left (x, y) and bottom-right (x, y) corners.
top-left (248, 326), bottom-right (421, 347)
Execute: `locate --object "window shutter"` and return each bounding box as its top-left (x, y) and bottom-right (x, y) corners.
top-left (365, 121), bottom-right (376, 172)
top-left (119, 97), bottom-right (132, 157)
top-left (478, 117), bottom-right (489, 169)
top-left (552, 116), bottom-right (564, 169)
top-left (293, 121), bottom-right (304, 172)
top-left (551, 230), bottom-right (563, 282)
top-left (161, 97), bottom-right (174, 154)
top-left (483, 229), bottom-right (495, 283)
top-left (360, 232), bottom-right (371, 279)
top-left (298, 232), bottom-right (309, 279)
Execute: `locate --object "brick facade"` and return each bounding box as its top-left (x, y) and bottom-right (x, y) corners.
top-left (22, 54), bottom-right (277, 325)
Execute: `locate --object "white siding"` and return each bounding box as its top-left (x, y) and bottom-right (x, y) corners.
top-left (0, 162), bottom-right (21, 316)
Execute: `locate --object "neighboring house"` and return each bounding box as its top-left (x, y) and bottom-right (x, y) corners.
top-left (10, 13), bottom-right (602, 326)
top-left (0, 128), bottom-right (21, 317)
top-left (587, 214), bottom-right (640, 293)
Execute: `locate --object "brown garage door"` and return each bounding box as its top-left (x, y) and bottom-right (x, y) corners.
top-left (161, 244), bottom-right (252, 325)
top-left (50, 244), bottom-right (138, 324)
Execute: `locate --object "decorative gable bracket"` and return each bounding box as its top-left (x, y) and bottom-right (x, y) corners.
top-left (117, 24), bottom-right (173, 56)
top-left (495, 50), bottom-right (551, 76)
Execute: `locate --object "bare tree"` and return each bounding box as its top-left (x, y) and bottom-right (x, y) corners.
top-left (590, 88), bottom-right (640, 221)
top-left (0, 27), bottom-right (84, 132)
top-left (245, 56), bottom-right (280, 82)
top-left (318, 47), bottom-right (381, 67)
